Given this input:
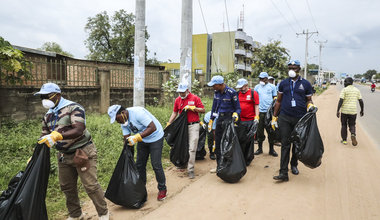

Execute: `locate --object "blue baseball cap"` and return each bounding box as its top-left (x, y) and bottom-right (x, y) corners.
top-left (176, 83), bottom-right (188, 92)
top-left (236, 78), bottom-right (248, 89)
top-left (34, 82), bottom-right (61, 96)
top-left (207, 75), bottom-right (224, 86)
top-left (108, 105), bottom-right (122, 124)
top-left (288, 60), bottom-right (301, 66)
top-left (259, 72), bottom-right (269, 79)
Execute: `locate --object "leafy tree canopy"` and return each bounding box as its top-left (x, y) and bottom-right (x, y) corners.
top-left (251, 40), bottom-right (290, 79)
top-left (363, 69), bottom-right (377, 80)
top-left (85, 9), bottom-right (157, 64)
top-left (39, 42), bottom-right (73, 57)
top-left (0, 36), bottom-right (32, 85)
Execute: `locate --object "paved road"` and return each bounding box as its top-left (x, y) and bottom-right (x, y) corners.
top-left (334, 83), bottom-right (380, 147)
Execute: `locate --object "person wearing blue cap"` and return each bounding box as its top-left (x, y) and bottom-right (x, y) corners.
top-left (107, 105), bottom-right (167, 201)
top-left (207, 75), bottom-right (241, 172)
top-left (167, 83), bottom-right (205, 179)
top-left (201, 111), bottom-right (218, 160)
top-left (272, 60), bottom-right (316, 182)
top-left (35, 83), bottom-right (109, 220)
top-left (254, 72), bottom-right (278, 157)
top-left (236, 78), bottom-right (259, 166)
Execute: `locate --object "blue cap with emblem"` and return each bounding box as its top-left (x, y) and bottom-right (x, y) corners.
top-left (108, 104), bottom-right (122, 124)
top-left (176, 83), bottom-right (188, 92)
top-left (288, 60), bottom-right (301, 66)
top-left (259, 72), bottom-right (269, 78)
top-left (207, 75), bottom-right (224, 86)
top-left (34, 82), bottom-right (61, 95)
top-left (236, 78), bottom-right (248, 89)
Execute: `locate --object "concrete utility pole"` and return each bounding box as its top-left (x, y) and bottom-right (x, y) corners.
top-left (180, 0), bottom-right (193, 89)
top-left (316, 40), bottom-right (327, 86)
top-left (133, 0), bottom-right (146, 107)
top-left (296, 29), bottom-right (318, 79)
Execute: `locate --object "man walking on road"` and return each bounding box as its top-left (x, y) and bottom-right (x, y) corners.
top-left (167, 83), bottom-right (205, 179)
top-left (236, 78), bottom-right (260, 165)
top-left (35, 83), bottom-right (109, 220)
top-left (108, 105), bottom-right (168, 200)
top-left (272, 60), bottom-right (315, 182)
top-left (254, 72), bottom-right (278, 157)
top-left (336, 77), bottom-right (364, 146)
top-left (208, 75), bottom-right (241, 172)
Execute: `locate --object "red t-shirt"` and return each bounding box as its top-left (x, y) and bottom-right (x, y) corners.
top-left (238, 88), bottom-right (259, 121)
top-left (173, 93), bottom-right (204, 123)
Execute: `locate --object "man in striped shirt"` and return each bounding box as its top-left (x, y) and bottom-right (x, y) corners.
top-left (336, 77), bottom-right (364, 146)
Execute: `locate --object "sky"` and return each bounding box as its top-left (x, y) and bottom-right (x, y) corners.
top-left (1, 0), bottom-right (380, 76)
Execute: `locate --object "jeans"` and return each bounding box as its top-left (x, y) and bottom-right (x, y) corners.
top-left (136, 137), bottom-right (167, 191)
top-left (340, 113), bottom-right (357, 141)
top-left (278, 114), bottom-right (300, 175)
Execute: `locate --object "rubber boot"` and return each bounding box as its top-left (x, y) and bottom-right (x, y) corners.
top-left (269, 144), bottom-right (278, 157)
top-left (254, 142), bottom-right (263, 155)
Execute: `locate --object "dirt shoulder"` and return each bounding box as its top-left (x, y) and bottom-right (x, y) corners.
top-left (86, 87), bottom-right (380, 219)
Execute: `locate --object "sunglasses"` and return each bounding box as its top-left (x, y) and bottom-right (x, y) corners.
top-left (40, 93), bottom-right (56, 100)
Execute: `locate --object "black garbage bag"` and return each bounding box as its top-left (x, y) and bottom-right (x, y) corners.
top-left (105, 144), bottom-right (147, 209)
top-left (196, 125), bottom-right (207, 160)
top-left (0, 172), bottom-right (24, 203)
top-left (290, 108), bottom-right (324, 168)
top-left (237, 120), bottom-right (258, 166)
top-left (0, 143), bottom-right (50, 220)
top-left (164, 112), bottom-right (189, 167)
top-left (217, 120), bottom-right (247, 183)
top-left (265, 99), bottom-right (281, 143)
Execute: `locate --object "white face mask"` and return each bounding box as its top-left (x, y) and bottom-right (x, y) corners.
top-left (42, 99), bottom-right (55, 109)
top-left (180, 93), bottom-right (188, 99)
top-left (259, 81), bottom-right (265, 86)
top-left (288, 70), bottom-right (297, 78)
top-left (123, 120), bottom-right (129, 127)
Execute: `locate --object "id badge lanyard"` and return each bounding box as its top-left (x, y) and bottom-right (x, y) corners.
top-left (290, 80), bottom-right (296, 107)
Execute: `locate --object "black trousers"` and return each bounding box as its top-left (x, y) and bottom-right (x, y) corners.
top-left (256, 112), bottom-right (275, 145)
top-left (215, 113), bottom-right (233, 166)
top-left (340, 113), bottom-right (357, 141)
top-left (207, 130), bottom-right (214, 153)
top-left (278, 114), bottom-right (300, 175)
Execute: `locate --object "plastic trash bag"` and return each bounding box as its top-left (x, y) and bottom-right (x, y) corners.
top-left (290, 108), bottom-right (324, 168)
top-left (0, 143), bottom-right (50, 220)
top-left (105, 144), bottom-right (147, 208)
top-left (196, 125), bottom-right (207, 160)
top-left (0, 172), bottom-right (24, 203)
top-left (217, 120), bottom-right (247, 183)
top-left (164, 112), bottom-right (189, 167)
top-left (237, 120), bottom-right (258, 166)
top-left (265, 99), bottom-right (281, 143)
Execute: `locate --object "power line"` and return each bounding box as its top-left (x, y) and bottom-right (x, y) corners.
top-left (224, 0), bottom-right (235, 71)
top-left (305, 0), bottom-right (318, 32)
top-left (270, 0), bottom-right (297, 33)
top-left (284, 0), bottom-right (303, 31)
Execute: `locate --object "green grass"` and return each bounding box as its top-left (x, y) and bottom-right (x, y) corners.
top-left (0, 96), bottom-right (214, 219)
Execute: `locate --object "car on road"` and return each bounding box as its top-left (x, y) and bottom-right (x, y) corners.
top-left (330, 79), bottom-right (337, 85)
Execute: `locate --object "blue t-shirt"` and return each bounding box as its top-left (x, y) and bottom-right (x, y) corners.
top-left (254, 83), bottom-right (277, 113)
top-left (203, 111), bottom-right (217, 130)
top-left (278, 76), bottom-right (313, 118)
top-left (121, 107), bottom-right (164, 143)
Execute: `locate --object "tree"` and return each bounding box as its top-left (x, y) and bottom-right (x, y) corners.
top-left (354, 74), bottom-right (363, 79)
top-left (39, 42), bottom-right (73, 57)
top-left (0, 36), bottom-right (32, 85)
top-left (84, 10), bottom-right (150, 63)
top-left (363, 69), bottom-right (377, 80)
top-left (251, 40), bottom-right (290, 79)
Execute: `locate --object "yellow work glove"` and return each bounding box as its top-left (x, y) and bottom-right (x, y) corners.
top-left (127, 133), bottom-right (143, 146)
top-left (254, 115), bottom-right (260, 123)
top-left (271, 116), bottom-right (278, 130)
top-left (307, 103), bottom-right (316, 112)
top-left (184, 105), bottom-right (196, 111)
top-left (38, 131), bottom-right (63, 148)
top-left (232, 112), bottom-right (239, 122)
top-left (200, 121), bottom-right (206, 129)
top-left (208, 120), bottom-right (213, 132)
top-left (165, 122), bottom-right (171, 128)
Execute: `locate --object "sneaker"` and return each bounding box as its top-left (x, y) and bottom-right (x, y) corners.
top-left (157, 190), bottom-right (167, 201)
top-left (188, 171), bottom-right (195, 179)
top-left (99, 211), bottom-right (109, 220)
top-left (351, 134), bottom-right (358, 146)
top-left (67, 213), bottom-right (84, 220)
top-left (210, 168), bottom-right (217, 173)
top-left (341, 140), bottom-right (347, 145)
